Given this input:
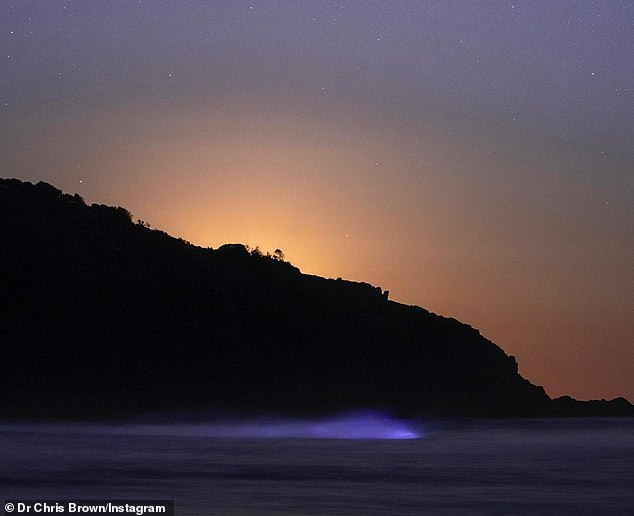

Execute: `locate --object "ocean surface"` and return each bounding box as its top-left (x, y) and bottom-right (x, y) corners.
top-left (1, 415), bottom-right (632, 515)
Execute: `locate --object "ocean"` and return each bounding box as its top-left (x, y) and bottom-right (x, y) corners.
top-left (1, 415), bottom-right (632, 515)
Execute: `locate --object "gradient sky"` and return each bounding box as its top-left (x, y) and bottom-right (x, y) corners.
top-left (2, 0), bottom-right (632, 401)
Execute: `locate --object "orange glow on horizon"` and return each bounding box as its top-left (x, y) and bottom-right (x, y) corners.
top-left (6, 87), bottom-right (633, 403)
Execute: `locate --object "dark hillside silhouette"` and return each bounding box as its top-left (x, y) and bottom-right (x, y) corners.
top-left (0, 179), bottom-right (631, 419)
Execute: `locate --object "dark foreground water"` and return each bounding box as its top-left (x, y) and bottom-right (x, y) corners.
top-left (1, 416), bottom-right (632, 515)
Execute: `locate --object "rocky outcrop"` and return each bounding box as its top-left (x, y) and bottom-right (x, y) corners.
top-left (0, 179), bottom-right (630, 419)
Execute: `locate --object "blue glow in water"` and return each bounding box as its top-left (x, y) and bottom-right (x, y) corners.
top-left (211, 412), bottom-right (422, 440)
top-left (4, 412), bottom-right (422, 440)
top-left (2, 419), bottom-right (631, 514)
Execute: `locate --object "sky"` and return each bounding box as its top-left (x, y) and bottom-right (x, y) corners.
top-left (1, 0), bottom-right (632, 402)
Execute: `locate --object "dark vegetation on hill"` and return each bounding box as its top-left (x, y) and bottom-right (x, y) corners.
top-left (0, 178), bottom-right (631, 419)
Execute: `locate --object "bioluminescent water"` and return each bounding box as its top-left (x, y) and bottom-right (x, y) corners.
top-left (2, 419), bottom-right (631, 514)
top-left (8, 411), bottom-right (422, 440)
top-left (194, 411), bottom-right (422, 439)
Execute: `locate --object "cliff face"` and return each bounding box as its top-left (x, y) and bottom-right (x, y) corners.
top-left (0, 178), bottom-right (623, 419)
